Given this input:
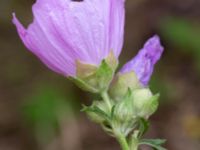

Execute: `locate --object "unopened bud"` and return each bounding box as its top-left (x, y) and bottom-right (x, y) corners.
top-left (109, 71), bottom-right (142, 101)
top-left (133, 88), bottom-right (159, 118)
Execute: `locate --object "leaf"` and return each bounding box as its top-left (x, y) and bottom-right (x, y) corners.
top-left (82, 105), bottom-right (111, 122)
top-left (110, 105), bottom-right (116, 119)
top-left (140, 139), bottom-right (167, 150)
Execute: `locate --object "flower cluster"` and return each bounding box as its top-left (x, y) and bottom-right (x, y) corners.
top-left (13, 0), bottom-right (165, 150)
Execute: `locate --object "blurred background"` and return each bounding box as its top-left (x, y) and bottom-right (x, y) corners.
top-left (0, 0), bottom-right (200, 149)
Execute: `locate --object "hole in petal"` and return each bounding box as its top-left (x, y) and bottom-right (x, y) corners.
top-left (71, 0), bottom-right (83, 2)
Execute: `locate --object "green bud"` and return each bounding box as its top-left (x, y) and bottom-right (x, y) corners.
top-left (112, 90), bottom-right (138, 136)
top-left (109, 71), bottom-right (142, 101)
top-left (114, 90), bottom-right (134, 122)
top-left (70, 51), bottom-right (118, 93)
top-left (112, 88), bottom-right (159, 136)
top-left (132, 88), bottom-right (159, 118)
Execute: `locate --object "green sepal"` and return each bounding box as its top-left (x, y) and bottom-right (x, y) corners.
top-left (70, 52), bottom-right (118, 93)
top-left (69, 77), bottom-right (98, 93)
top-left (139, 139), bottom-right (167, 150)
top-left (138, 118), bottom-right (150, 139)
top-left (132, 89), bottom-right (160, 118)
top-left (141, 93), bottom-right (160, 117)
top-left (109, 71), bottom-right (142, 101)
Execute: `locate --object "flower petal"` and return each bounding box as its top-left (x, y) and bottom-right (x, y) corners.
top-left (13, 0), bottom-right (125, 76)
top-left (120, 35), bottom-right (164, 86)
top-left (12, 13), bottom-right (75, 76)
top-left (31, 0), bottom-right (125, 64)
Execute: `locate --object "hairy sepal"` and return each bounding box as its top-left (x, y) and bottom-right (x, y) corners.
top-left (109, 71), bottom-right (142, 101)
top-left (70, 52), bottom-right (118, 93)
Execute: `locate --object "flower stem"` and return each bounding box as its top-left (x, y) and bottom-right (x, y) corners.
top-left (101, 91), bottom-right (138, 150)
top-left (101, 91), bottom-right (112, 111)
top-left (116, 134), bottom-right (130, 150)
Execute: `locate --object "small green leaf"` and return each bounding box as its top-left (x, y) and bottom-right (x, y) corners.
top-left (111, 105), bottom-right (116, 119)
top-left (140, 139), bottom-right (167, 150)
top-left (82, 104), bottom-right (111, 123)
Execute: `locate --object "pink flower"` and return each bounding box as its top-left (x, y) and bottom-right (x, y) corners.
top-left (120, 35), bottom-right (164, 86)
top-left (13, 0), bottom-right (125, 77)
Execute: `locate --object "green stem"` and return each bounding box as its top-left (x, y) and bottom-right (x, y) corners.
top-left (100, 91), bottom-right (138, 150)
top-left (101, 91), bottom-right (112, 111)
top-left (101, 91), bottom-right (129, 150)
top-left (132, 146), bottom-right (138, 150)
top-left (130, 142), bottom-right (138, 150)
top-left (116, 134), bottom-right (130, 150)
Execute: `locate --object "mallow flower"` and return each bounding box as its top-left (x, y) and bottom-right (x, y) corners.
top-left (12, 0), bottom-right (125, 92)
top-left (13, 1), bottom-right (166, 148)
top-left (109, 35), bottom-right (164, 100)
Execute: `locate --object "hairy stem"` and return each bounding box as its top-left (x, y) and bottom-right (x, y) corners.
top-left (101, 91), bottom-right (112, 111)
top-left (116, 134), bottom-right (130, 150)
top-left (101, 91), bottom-right (139, 150)
top-left (130, 142), bottom-right (138, 150)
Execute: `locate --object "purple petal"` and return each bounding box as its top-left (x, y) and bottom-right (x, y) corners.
top-left (12, 13), bottom-right (75, 76)
top-left (12, 0), bottom-right (125, 77)
top-left (120, 35), bottom-right (164, 86)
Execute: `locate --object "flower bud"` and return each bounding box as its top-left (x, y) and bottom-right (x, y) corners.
top-left (112, 89), bottom-right (137, 135)
top-left (120, 35), bottom-right (164, 86)
top-left (109, 35), bottom-right (163, 100)
top-left (114, 90), bottom-right (134, 121)
top-left (109, 71), bottom-right (142, 101)
top-left (132, 88), bottom-right (159, 118)
top-left (112, 88), bottom-right (159, 135)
